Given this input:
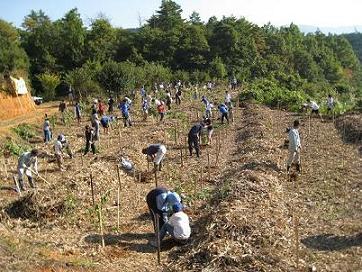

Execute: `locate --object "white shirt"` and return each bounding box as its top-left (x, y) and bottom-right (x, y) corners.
top-left (327, 97), bottom-right (334, 108)
top-left (225, 93), bottom-right (232, 103)
top-left (18, 152), bottom-right (38, 173)
top-left (54, 140), bottom-right (63, 155)
top-left (206, 102), bottom-right (214, 111)
top-left (310, 101), bottom-right (319, 110)
top-left (168, 211), bottom-right (191, 240)
top-left (288, 128), bottom-right (301, 151)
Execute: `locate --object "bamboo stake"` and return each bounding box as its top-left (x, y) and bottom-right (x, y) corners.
top-left (116, 165), bottom-right (121, 230)
top-left (138, 173), bottom-right (142, 182)
top-left (180, 146), bottom-right (183, 166)
top-left (133, 168), bottom-right (136, 181)
top-left (90, 172), bottom-right (95, 206)
top-left (154, 170), bottom-right (158, 187)
top-left (207, 150), bottom-right (211, 181)
top-left (98, 198), bottom-right (105, 248)
top-left (81, 153), bottom-right (84, 166)
top-left (174, 126), bottom-right (177, 145)
top-left (308, 115), bottom-right (311, 137)
top-left (118, 126), bottom-right (122, 144)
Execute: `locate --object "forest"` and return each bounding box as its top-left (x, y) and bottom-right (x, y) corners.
top-left (1, 0), bottom-right (362, 112)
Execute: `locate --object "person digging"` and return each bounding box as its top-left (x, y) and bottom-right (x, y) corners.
top-left (146, 188), bottom-right (182, 232)
top-left (16, 149), bottom-right (39, 191)
top-left (149, 202), bottom-right (191, 247)
top-left (287, 120), bottom-right (302, 174)
top-left (142, 144), bottom-right (167, 171)
top-left (188, 121), bottom-right (206, 158)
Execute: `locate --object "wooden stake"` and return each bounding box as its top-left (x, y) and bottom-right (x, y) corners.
top-left (90, 172), bottom-right (95, 206)
top-left (81, 153), bottom-right (84, 166)
top-left (98, 198), bottom-right (105, 247)
top-left (154, 170), bottom-right (158, 187)
top-left (116, 165), bottom-right (121, 230)
top-left (308, 115), bottom-right (311, 137)
top-left (118, 126), bottom-right (122, 144)
top-left (174, 126), bottom-right (177, 145)
top-left (180, 146), bottom-right (183, 166)
top-left (133, 168), bottom-right (136, 181)
top-left (138, 173), bottom-right (142, 182)
top-left (155, 214), bottom-right (161, 265)
top-left (207, 150), bottom-right (211, 181)
top-left (13, 176), bottom-right (21, 196)
top-left (199, 164), bottom-right (203, 183)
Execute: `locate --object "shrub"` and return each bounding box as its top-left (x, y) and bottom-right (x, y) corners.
top-left (12, 123), bottom-right (36, 141)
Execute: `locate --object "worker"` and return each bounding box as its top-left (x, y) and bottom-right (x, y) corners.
top-left (54, 135), bottom-right (65, 171)
top-left (218, 103), bottom-right (229, 124)
top-left (149, 202), bottom-right (191, 247)
top-left (142, 144), bottom-right (167, 171)
top-left (188, 122), bottom-right (205, 158)
top-left (17, 149), bottom-right (39, 191)
top-left (224, 90), bottom-right (232, 108)
top-left (146, 188), bottom-right (181, 231)
top-left (100, 115), bottom-right (112, 134)
top-left (287, 120), bottom-right (302, 174)
top-left (204, 118), bottom-right (214, 145)
top-left (119, 99), bottom-right (132, 127)
top-left (59, 134), bottom-right (73, 159)
top-left (327, 94), bottom-right (334, 117)
top-left (165, 90), bottom-right (172, 110)
top-left (84, 125), bottom-right (96, 155)
top-left (108, 96), bottom-right (115, 114)
top-left (157, 101), bottom-right (166, 122)
top-left (307, 99), bottom-right (322, 119)
top-left (142, 99), bottom-right (149, 121)
top-left (175, 88), bottom-right (182, 105)
top-left (43, 114), bottom-right (52, 144)
top-left (98, 99), bottom-right (106, 116)
top-left (58, 100), bottom-right (67, 124)
top-left (74, 102), bottom-right (81, 124)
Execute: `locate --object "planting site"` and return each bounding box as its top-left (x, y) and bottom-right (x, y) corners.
top-left (0, 86), bottom-right (361, 272)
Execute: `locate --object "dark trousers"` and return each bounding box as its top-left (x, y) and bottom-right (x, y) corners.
top-left (159, 112), bottom-right (165, 122)
top-left (188, 134), bottom-right (200, 157)
top-left (84, 141), bottom-right (96, 155)
top-left (123, 114), bottom-right (132, 127)
top-left (146, 187), bottom-right (167, 231)
top-left (221, 112), bottom-right (229, 124)
top-left (175, 96), bottom-right (181, 105)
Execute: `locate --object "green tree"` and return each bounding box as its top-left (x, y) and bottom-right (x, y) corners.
top-left (209, 56), bottom-right (226, 79)
top-left (147, 0), bottom-right (184, 31)
top-left (0, 19), bottom-right (29, 72)
top-left (37, 72), bottom-right (61, 100)
top-left (85, 18), bottom-right (117, 62)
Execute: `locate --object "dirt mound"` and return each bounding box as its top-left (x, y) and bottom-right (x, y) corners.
top-left (5, 192), bottom-right (65, 221)
top-left (167, 104), bottom-right (294, 271)
top-left (335, 113), bottom-right (362, 144)
top-left (0, 92), bottom-right (35, 120)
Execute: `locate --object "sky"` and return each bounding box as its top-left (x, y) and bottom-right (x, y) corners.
top-left (1, 0), bottom-right (362, 29)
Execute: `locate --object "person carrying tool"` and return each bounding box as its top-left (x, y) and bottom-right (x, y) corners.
top-left (149, 202), bottom-right (191, 247)
top-left (59, 134), bottom-right (73, 159)
top-left (142, 144), bottom-right (167, 171)
top-left (287, 120), bottom-right (302, 174)
top-left (146, 188), bottom-right (182, 231)
top-left (17, 149), bottom-right (39, 191)
top-left (188, 121), bottom-right (205, 158)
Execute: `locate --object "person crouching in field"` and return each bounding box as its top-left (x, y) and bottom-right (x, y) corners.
top-left (142, 144), bottom-right (167, 171)
top-left (287, 120), bottom-right (301, 174)
top-left (100, 115), bottom-right (113, 134)
top-left (307, 99), bottom-right (322, 120)
top-left (17, 149), bottom-right (39, 191)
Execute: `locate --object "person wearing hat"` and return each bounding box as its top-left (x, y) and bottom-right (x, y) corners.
top-left (146, 188), bottom-right (182, 231)
top-left (149, 202), bottom-right (191, 247)
top-left (17, 149), bottom-right (39, 191)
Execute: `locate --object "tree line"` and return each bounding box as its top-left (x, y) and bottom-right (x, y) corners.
top-left (0, 0), bottom-right (361, 111)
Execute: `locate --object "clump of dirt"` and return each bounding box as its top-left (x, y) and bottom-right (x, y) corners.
top-left (336, 114), bottom-right (362, 144)
top-left (5, 192), bottom-right (65, 221)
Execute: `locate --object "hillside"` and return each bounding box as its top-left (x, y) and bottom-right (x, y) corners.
top-left (0, 88), bottom-right (361, 271)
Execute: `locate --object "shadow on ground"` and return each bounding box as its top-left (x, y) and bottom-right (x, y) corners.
top-left (301, 232), bottom-right (362, 251)
top-left (84, 233), bottom-right (181, 252)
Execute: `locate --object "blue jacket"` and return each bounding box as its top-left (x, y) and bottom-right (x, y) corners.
top-left (119, 102), bottom-right (129, 115)
top-left (219, 104), bottom-right (228, 114)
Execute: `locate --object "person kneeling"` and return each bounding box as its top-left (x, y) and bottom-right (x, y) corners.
top-left (150, 202), bottom-right (191, 247)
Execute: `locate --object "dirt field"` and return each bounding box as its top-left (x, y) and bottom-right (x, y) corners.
top-left (0, 90), bottom-right (360, 271)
